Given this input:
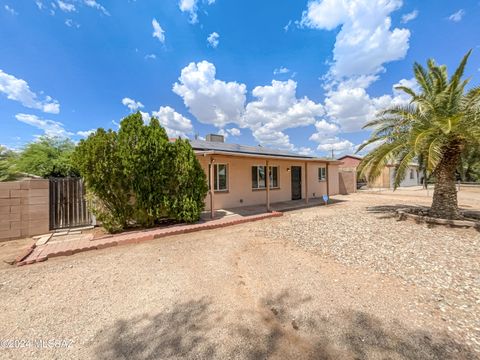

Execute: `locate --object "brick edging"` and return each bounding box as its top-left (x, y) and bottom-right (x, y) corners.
top-left (17, 211), bottom-right (283, 266)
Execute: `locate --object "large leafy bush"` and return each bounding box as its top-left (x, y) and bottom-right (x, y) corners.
top-left (16, 136), bottom-right (78, 178)
top-left (73, 113), bottom-right (208, 232)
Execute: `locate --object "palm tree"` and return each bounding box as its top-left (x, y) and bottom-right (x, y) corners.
top-left (357, 51), bottom-right (480, 219)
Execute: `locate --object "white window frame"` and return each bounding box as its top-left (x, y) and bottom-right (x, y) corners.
top-left (318, 167), bottom-right (327, 181)
top-left (252, 165), bottom-right (280, 190)
top-left (209, 163), bottom-right (229, 192)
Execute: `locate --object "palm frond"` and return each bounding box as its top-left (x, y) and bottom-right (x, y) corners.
top-left (394, 86), bottom-right (417, 99)
top-left (414, 62), bottom-right (433, 95)
top-left (426, 138), bottom-right (443, 172)
top-left (358, 140), bottom-right (408, 183)
top-left (393, 150), bottom-right (416, 189)
top-left (450, 49), bottom-right (472, 84)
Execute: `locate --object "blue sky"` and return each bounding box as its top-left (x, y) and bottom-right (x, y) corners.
top-left (1, 0), bottom-right (479, 157)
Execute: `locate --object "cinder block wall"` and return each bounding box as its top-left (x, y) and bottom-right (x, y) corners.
top-left (0, 179), bottom-right (50, 241)
top-left (339, 171), bottom-right (356, 194)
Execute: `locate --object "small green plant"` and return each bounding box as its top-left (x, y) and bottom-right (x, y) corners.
top-left (73, 112), bottom-right (208, 232)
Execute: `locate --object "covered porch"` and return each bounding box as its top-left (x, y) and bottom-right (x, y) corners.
top-left (197, 152), bottom-right (341, 219)
top-left (201, 197), bottom-right (341, 220)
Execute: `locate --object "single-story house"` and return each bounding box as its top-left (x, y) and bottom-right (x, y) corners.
top-left (368, 163), bottom-right (421, 188)
top-left (337, 154), bottom-right (420, 189)
top-left (190, 134), bottom-right (341, 216)
top-left (337, 155), bottom-right (363, 171)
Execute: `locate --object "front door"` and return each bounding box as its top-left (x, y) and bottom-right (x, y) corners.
top-left (291, 166), bottom-right (302, 200)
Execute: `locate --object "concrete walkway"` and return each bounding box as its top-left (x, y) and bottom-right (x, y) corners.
top-left (17, 211), bottom-right (282, 266)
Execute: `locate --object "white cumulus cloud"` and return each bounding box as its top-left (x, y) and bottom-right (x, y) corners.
top-left (122, 97), bottom-right (144, 112)
top-left (242, 80), bottom-right (324, 150)
top-left (309, 120), bottom-right (340, 142)
top-left (316, 137), bottom-right (355, 154)
top-left (227, 127), bottom-right (241, 136)
top-left (243, 80), bottom-right (323, 131)
top-left (244, 80), bottom-right (325, 150)
top-left (217, 127), bottom-right (241, 139)
top-left (179, 0), bottom-right (215, 24)
top-left (0, 69), bottom-right (60, 114)
top-left (152, 19), bottom-right (165, 44)
top-left (173, 61), bottom-right (247, 128)
top-left (172, 61), bottom-right (325, 151)
top-left (207, 32), bottom-right (219, 48)
top-left (299, 0), bottom-right (414, 152)
top-left (151, 106), bottom-right (194, 138)
top-left (301, 0), bottom-right (410, 79)
top-left (321, 77), bottom-right (417, 133)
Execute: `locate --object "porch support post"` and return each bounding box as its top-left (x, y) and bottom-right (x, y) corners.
top-left (305, 161), bottom-right (309, 204)
top-left (266, 160), bottom-right (270, 212)
top-left (209, 156), bottom-right (215, 219)
top-left (326, 163), bottom-right (330, 196)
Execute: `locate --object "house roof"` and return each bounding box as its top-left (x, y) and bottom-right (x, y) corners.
top-left (189, 139), bottom-right (340, 163)
top-left (337, 154), bottom-right (363, 161)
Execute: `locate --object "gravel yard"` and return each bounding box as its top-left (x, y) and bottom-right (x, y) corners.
top-left (0, 190), bottom-right (479, 359)
top-left (257, 191), bottom-right (480, 354)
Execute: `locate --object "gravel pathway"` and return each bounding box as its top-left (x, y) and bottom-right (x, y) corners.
top-left (257, 192), bottom-right (480, 353)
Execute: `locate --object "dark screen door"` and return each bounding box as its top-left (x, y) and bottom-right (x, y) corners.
top-left (291, 166), bottom-right (302, 200)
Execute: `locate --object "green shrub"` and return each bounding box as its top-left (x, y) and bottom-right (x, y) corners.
top-left (73, 113), bottom-right (208, 232)
top-left (16, 136), bottom-right (78, 178)
top-left (167, 138), bottom-right (208, 222)
top-left (72, 128), bottom-right (133, 232)
top-left (0, 146), bottom-right (19, 181)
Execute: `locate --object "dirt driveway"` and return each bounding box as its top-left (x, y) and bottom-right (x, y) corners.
top-left (0, 191), bottom-right (479, 359)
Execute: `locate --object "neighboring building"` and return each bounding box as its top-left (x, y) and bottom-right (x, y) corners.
top-left (337, 154), bottom-right (363, 193)
top-left (368, 163), bottom-right (421, 188)
top-left (337, 154), bottom-right (420, 189)
top-left (337, 155), bottom-right (363, 171)
top-left (190, 135), bottom-right (341, 214)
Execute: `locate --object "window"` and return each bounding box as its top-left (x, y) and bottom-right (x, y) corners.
top-left (209, 164), bottom-right (228, 191)
top-left (252, 166), bottom-right (279, 189)
top-left (410, 169), bottom-right (414, 179)
top-left (318, 167), bottom-right (326, 181)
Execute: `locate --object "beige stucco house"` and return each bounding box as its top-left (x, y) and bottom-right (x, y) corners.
top-left (190, 135), bottom-right (341, 216)
top-left (368, 163), bottom-right (421, 188)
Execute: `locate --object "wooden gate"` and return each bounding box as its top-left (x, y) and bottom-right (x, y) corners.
top-left (49, 178), bottom-right (92, 230)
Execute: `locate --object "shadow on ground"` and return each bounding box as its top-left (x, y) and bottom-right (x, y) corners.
top-left (94, 290), bottom-right (475, 360)
top-left (94, 298), bottom-right (217, 359)
top-left (366, 204), bottom-right (424, 221)
top-left (367, 204), bottom-right (480, 232)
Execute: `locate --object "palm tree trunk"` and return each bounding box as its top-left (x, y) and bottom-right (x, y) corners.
top-left (430, 143), bottom-right (461, 219)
